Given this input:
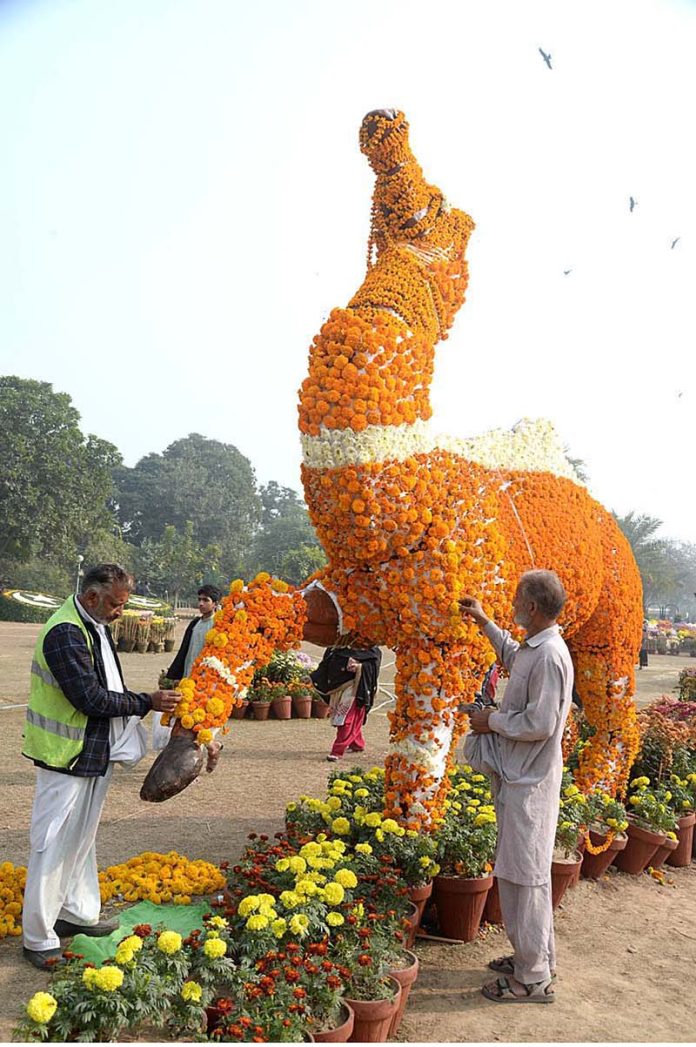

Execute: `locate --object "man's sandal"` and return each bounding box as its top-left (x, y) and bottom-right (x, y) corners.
top-left (482, 975), bottom-right (555, 1004)
top-left (488, 955), bottom-right (557, 978)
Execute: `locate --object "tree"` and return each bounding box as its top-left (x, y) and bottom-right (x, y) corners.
top-left (114, 433), bottom-right (261, 579)
top-left (614, 511), bottom-right (696, 616)
top-left (0, 376), bottom-right (121, 564)
top-left (137, 522), bottom-right (221, 608)
top-left (248, 482), bottom-right (325, 580)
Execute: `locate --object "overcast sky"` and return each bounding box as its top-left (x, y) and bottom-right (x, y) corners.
top-left (1, 0), bottom-right (694, 543)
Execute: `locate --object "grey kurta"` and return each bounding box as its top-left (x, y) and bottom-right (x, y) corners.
top-left (474, 621), bottom-right (574, 886)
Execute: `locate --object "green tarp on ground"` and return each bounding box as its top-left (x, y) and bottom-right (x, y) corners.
top-left (70, 900), bottom-right (211, 965)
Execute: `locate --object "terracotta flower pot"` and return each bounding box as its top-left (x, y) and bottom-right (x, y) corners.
top-left (666, 812), bottom-right (696, 868)
top-left (231, 699), bottom-right (249, 720)
top-left (404, 900), bottom-right (419, 949)
top-left (346, 977), bottom-right (401, 1043)
top-left (118, 638), bottom-right (135, 652)
top-left (312, 696), bottom-right (330, 718)
top-left (432, 873), bottom-right (493, 942)
top-left (387, 949), bottom-right (419, 1038)
top-left (292, 693), bottom-right (313, 719)
top-left (483, 875), bottom-right (503, 924)
top-left (407, 880), bottom-right (433, 927)
top-left (164, 638), bottom-right (176, 652)
top-left (271, 693), bottom-right (293, 720)
top-left (612, 821), bottom-right (666, 875)
top-left (650, 834), bottom-right (679, 870)
top-left (251, 700), bottom-right (271, 721)
top-left (313, 1002), bottom-right (354, 1042)
top-left (580, 829), bottom-right (628, 880)
top-left (551, 851), bottom-right (583, 908)
top-left (569, 833), bottom-right (586, 886)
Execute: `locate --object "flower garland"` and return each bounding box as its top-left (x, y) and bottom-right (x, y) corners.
top-left (162, 574), bottom-right (307, 744)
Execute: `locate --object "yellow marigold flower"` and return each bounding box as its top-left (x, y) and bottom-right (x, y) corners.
top-left (203, 938), bottom-right (227, 959)
top-left (334, 868), bottom-right (358, 889)
top-left (208, 916), bottom-right (228, 929)
top-left (326, 911), bottom-right (344, 927)
top-left (286, 802), bottom-right (297, 813)
top-left (275, 858), bottom-right (291, 872)
top-left (26, 992), bottom-right (57, 1024)
top-left (121, 935), bottom-right (143, 951)
top-left (254, 571), bottom-right (271, 583)
top-left (279, 890), bottom-right (301, 909)
top-left (563, 785), bottom-right (580, 797)
top-left (288, 856), bottom-right (307, 875)
top-left (272, 918), bottom-right (287, 938)
top-left (94, 966), bottom-right (124, 992)
top-left (364, 812), bottom-right (382, 828)
top-left (181, 715), bottom-right (194, 730)
top-left (324, 882), bottom-right (345, 906)
top-left (229, 579), bottom-right (244, 592)
top-left (331, 817), bottom-right (350, 835)
top-left (327, 796), bottom-right (342, 811)
top-left (354, 788), bottom-right (369, 798)
top-left (375, 829), bottom-right (385, 842)
top-left (246, 914), bottom-right (270, 931)
top-left (115, 945), bottom-right (135, 964)
top-left (82, 968), bottom-right (98, 988)
top-left (355, 842), bottom-right (372, 855)
top-left (471, 774), bottom-right (487, 782)
top-left (157, 931), bottom-right (183, 954)
top-left (197, 729), bottom-right (213, 746)
top-left (289, 913), bottom-right (309, 936)
top-left (181, 981), bottom-right (203, 1003)
top-left (238, 896), bottom-right (260, 917)
top-left (300, 842), bottom-right (321, 857)
top-left (296, 879), bottom-right (319, 896)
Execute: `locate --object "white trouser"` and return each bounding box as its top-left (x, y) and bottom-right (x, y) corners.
top-left (22, 765), bottom-right (113, 952)
top-left (496, 877), bottom-right (556, 985)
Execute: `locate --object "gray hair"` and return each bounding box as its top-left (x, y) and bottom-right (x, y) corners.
top-left (81, 563), bottom-right (134, 596)
top-left (517, 569), bottom-right (567, 619)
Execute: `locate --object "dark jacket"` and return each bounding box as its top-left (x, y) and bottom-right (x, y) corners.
top-left (38, 615), bottom-right (151, 777)
top-left (310, 646), bottom-right (382, 716)
top-left (166, 617), bottom-right (201, 681)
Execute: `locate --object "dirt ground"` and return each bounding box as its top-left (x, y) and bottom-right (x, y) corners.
top-left (1, 621), bottom-right (695, 1043)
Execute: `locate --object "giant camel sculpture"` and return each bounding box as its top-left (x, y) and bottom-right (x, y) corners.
top-left (142, 110), bottom-right (643, 828)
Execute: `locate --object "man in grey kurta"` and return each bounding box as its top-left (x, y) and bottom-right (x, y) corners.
top-left (460, 569), bottom-right (574, 1004)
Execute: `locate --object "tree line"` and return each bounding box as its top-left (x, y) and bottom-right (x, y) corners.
top-left (1, 376), bottom-right (694, 617)
top-left (0, 377), bottom-right (325, 605)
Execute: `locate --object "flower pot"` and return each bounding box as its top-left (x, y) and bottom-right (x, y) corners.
top-left (231, 699), bottom-right (249, 720)
top-left (612, 821), bottom-right (666, 875)
top-left (483, 875), bottom-right (503, 924)
top-left (569, 833), bottom-right (586, 886)
top-left (251, 700), bottom-right (271, 721)
top-left (271, 693), bottom-right (293, 720)
top-left (312, 696), bottom-right (330, 719)
top-left (134, 640), bottom-right (148, 654)
top-left (580, 830), bottom-right (628, 880)
top-left (551, 851), bottom-right (582, 908)
top-left (387, 949), bottom-right (419, 1038)
top-left (164, 638), bottom-right (176, 652)
top-left (407, 880), bottom-right (433, 927)
top-left (346, 977), bottom-right (401, 1043)
top-left (404, 900), bottom-right (419, 949)
top-left (666, 812), bottom-right (696, 868)
top-left (650, 834), bottom-right (679, 870)
top-left (118, 638), bottom-right (135, 652)
top-left (313, 1002), bottom-right (355, 1042)
top-left (292, 693), bottom-right (313, 719)
top-left (432, 873), bottom-right (493, 942)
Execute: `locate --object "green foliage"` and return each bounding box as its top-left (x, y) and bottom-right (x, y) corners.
top-left (114, 433), bottom-right (261, 580)
top-left (614, 511), bottom-right (696, 617)
top-left (434, 767), bottom-right (497, 878)
top-left (0, 376), bottom-right (121, 564)
top-left (136, 522), bottom-right (221, 606)
top-left (248, 482), bottom-right (324, 582)
top-left (0, 557), bottom-right (72, 598)
top-left (626, 776), bottom-right (679, 834)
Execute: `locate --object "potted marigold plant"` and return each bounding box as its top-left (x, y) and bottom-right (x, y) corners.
top-left (331, 923), bottom-right (401, 1044)
top-left (246, 677), bottom-right (276, 721)
top-left (551, 775), bottom-right (588, 905)
top-left (613, 777), bottom-right (677, 874)
top-left (432, 789), bottom-right (497, 942)
top-left (665, 770), bottom-right (696, 867)
top-left (580, 791), bottom-right (629, 879)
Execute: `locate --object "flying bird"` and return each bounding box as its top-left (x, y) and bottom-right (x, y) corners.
top-left (629, 197), bottom-right (637, 212)
top-left (671, 237), bottom-right (680, 249)
top-left (677, 391), bottom-right (683, 399)
top-left (538, 47), bottom-right (552, 69)
top-left (563, 269), bottom-right (572, 276)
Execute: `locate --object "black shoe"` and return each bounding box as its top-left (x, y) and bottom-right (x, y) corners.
top-left (54, 916), bottom-right (120, 938)
top-left (23, 946), bottom-right (66, 970)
